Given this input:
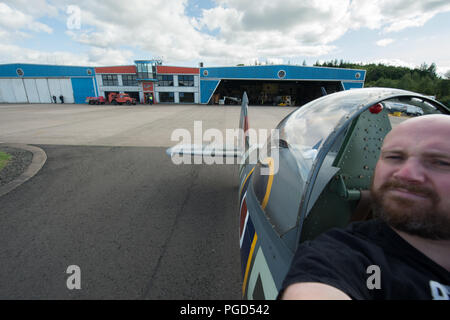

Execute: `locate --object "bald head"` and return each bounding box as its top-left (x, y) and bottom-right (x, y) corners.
top-left (383, 114), bottom-right (450, 147)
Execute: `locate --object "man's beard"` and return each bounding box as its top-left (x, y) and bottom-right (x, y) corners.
top-left (370, 180), bottom-right (450, 240)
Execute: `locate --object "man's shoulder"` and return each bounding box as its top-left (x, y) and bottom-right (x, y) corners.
top-left (294, 219), bottom-right (392, 275)
top-left (312, 219), bottom-right (392, 249)
top-left (283, 220), bottom-right (389, 299)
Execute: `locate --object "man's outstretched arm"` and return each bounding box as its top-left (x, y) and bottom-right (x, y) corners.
top-left (282, 282), bottom-right (352, 300)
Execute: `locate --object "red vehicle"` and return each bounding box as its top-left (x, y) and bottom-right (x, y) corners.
top-left (85, 96), bottom-right (106, 105)
top-left (108, 92), bottom-right (136, 105)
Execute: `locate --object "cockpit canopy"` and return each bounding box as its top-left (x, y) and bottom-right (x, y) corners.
top-left (251, 88), bottom-right (449, 248)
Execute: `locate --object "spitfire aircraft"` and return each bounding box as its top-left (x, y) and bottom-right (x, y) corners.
top-left (167, 87), bottom-right (450, 299)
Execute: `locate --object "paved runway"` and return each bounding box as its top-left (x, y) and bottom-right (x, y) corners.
top-left (0, 103), bottom-right (294, 147)
top-left (0, 103), bottom-right (295, 299)
top-left (0, 145), bottom-right (240, 299)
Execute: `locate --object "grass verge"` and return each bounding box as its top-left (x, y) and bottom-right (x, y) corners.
top-left (0, 151), bottom-right (12, 172)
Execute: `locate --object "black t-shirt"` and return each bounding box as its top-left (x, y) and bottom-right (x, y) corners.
top-left (281, 219), bottom-right (450, 300)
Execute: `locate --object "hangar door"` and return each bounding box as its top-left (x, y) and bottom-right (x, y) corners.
top-left (0, 78), bottom-right (74, 103)
top-left (0, 79), bottom-right (16, 103)
top-left (23, 79), bottom-right (41, 103)
top-left (48, 79), bottom-right (74, 103)
top-left (0, 79), bottom-right (28, 103)
top-left (23, 79), bottom-right (53, 103)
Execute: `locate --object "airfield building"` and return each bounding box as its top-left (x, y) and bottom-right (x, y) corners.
top-left (0, 62), bottom-right (365, 105)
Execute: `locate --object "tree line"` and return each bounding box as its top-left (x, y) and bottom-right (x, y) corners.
top-left (314, 60), bottom-right (450, 107)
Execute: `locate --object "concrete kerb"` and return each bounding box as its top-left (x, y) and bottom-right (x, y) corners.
top-left (0, 144), bottom-right (47, 198)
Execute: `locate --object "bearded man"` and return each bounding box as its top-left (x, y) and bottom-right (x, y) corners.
top-left (280, 114), bottom-right (450, 300)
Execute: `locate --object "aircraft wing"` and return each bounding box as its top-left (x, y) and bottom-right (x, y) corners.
top-left (166, 144), bottom-right (242, 158)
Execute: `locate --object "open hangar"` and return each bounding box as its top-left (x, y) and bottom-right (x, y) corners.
top-left (199, 65), bottom-right (366, 105)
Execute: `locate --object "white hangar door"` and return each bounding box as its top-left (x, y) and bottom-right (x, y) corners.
top-left (23, 79), bottom-right (53, 103)
top-left (12, 79), bottom-right (28, 103)
top-left (0, 79), bottom-right (28, 103)
top-left (60, 79), bottom-right (74, 103)
top-left (48, 79), bottom-right (74, 103)
top-left (0, 79), bottom-right (15, 103)
top-left (48, 78), bottom-right (62, 100)
top-left (23, 79), bottom-right (40, 103)
top-left (36, 79), bottom-right (52, 103)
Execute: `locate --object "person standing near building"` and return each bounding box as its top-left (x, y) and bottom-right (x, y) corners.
top-left (149, 94), bottom-right (153, 105)
top-left (59, 95), bottom-right (64, 104)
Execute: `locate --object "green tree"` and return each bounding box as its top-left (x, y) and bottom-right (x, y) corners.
top-left (398, 73), bottom-right (413, 90)
top-left (427, 63), bottom-right (437, 79)
top-left (313, 59), bottom-right (450, 107)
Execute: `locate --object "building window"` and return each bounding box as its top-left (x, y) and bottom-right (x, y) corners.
top-left (122, 75), bottom-right (138, 86)
top-left (157, 75), bottom-right (174, 87)
top-left (179, 92), bottom-right (194, 103)
top-left (159, 92), bottom-right (174, 103)
top-left (136, 62), bottom-right (156, 80)
top-left (178, 75), bottom-right (194, 87)
top-left (102, 74), bottom-right (118, 86)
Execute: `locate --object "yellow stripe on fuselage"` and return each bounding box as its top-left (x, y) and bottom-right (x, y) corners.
top-left (242, 233), bottom-right (258, 298)
top-left (261, 157), bottom-right (274, 210)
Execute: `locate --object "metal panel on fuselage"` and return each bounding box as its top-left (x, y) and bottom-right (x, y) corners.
top-left (243, 178), bottom-right (293, 299)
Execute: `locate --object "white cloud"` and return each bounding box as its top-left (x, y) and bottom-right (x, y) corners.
top-left (0, 43), bottom-right (88, 65)
top-left (376, 38), bottom-right (395, 47)
top-left (380, 1), bottom-right (450, 33)
top-left (86, 47), bottom-right (135, 66)
top-left (0, 3), bottom-right (53, 34)
top-left (1, 0), bottom-right (59, 18)
top-left (0, 43), bottom-right (133, 67)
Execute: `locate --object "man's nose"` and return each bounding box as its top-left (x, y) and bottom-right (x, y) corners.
top-left (392, 158), bottom-right (425, 183)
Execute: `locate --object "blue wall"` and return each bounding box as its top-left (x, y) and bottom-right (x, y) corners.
top-left (0, 63), bottom-right (95, 78)
top-left (200, 80), bottom-right (220, 104)
top-left (71, 78), bottom-right (96, 104)
top-left (200, 65), bottom-right (365, 82)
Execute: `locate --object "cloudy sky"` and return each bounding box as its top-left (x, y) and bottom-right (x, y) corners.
top-left (1, 0), bottom-right (450, 75)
